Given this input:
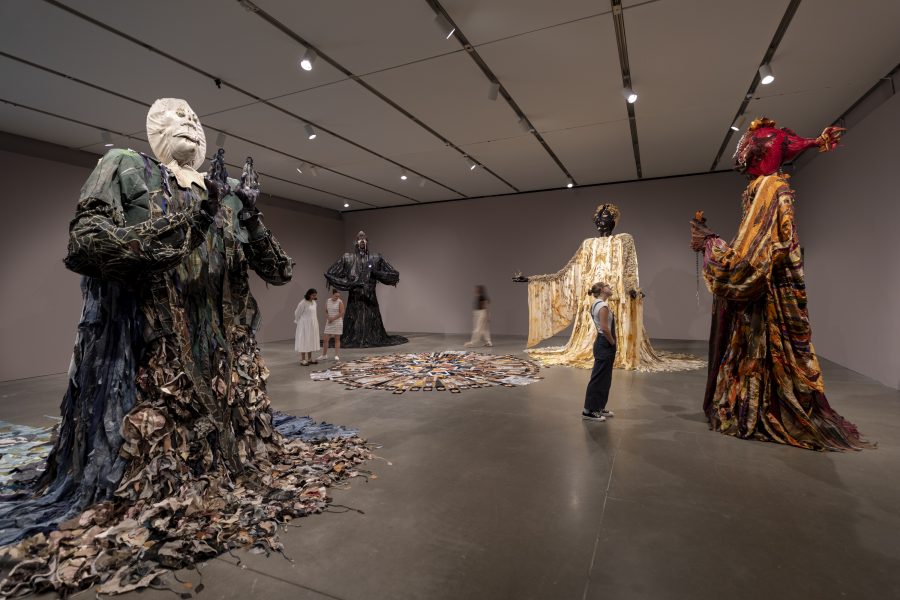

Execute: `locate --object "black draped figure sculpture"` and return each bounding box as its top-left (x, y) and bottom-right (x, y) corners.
top-left (325, 231), bottom-right (407, 347)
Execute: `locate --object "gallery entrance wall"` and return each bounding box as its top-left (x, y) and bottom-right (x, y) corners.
top-left (0, 148), bottom-right (345, 382)
top-left (342, 170), bottom-right (743, 342)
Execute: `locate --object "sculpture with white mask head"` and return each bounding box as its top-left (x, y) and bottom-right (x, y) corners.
top-left (0, 99), bottom-right (363, 598)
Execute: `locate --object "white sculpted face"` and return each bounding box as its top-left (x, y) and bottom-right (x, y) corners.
top-left (146, 98), bottom-right (207, 169)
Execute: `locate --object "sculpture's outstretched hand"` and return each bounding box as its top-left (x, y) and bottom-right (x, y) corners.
top-left (235, 185), bottom-right (258, 212)
top-left (690, 211), bottom-right (716, 252)
top-left (817, 126), bottom-right (846, 152)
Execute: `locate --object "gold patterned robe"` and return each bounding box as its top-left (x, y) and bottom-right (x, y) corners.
top-left (526, 234), bottom-right (704, 371)
top-left (701, 174), bottom-right (871, 450)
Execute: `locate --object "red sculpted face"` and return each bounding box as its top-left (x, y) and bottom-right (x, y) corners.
top-left (733, 117), bottom-right (824, 177)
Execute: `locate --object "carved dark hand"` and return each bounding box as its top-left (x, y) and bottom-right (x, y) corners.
top-left (690, 219), bottom-right (716, 252)
top-left (234, 185), bottom-right (258, 211)
top-left (201, 177), bottom-right (225, 217)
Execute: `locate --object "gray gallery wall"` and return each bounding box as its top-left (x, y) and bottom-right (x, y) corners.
top-left (0, 149), bottom-right (342, 381)
top-left (342, 171), bottom-right (744, 342)
top-left (795, 91), bottom-right (900, 390)
top-left (0, 149), bottom-right (87, 382)
top-left (2, 94), bottom-right (897, 390)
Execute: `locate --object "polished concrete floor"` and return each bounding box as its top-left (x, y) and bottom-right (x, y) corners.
top-left (2, 334), bottom-right (898, 600)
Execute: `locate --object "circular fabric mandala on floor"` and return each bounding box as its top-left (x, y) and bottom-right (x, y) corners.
top-left (311, 351), bottom-right (542, 394)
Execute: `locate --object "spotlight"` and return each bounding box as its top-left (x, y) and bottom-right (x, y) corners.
top-left (305, 124), bottom-right (317, 140)
top-left (296, 167), bottom-right (303, 174)
top-left (300, 48), bottom-right (317, 71)
top-left (730, 116), bottom-right (747, 132)
top-left (488, 81), bottom-right (500, 101)
top-left (758, 63), bottom-right (775, 85)
top-left (400, 169), bottom-right (408, 181)
top-left (622, 86), bottom-right (638, 103)
top-left (101, 131), bottom-right (113, 147)
top-left (434, 13), bottom-right (456, 39)
top-left (215, 131), bottom-right (226, 147)
top-left (418, 177), bottom-right (427, 188)
top-left (566, 179), bottom-right (574, 189)
top-left (465, 157), bottom-right (477, 171)
top-left (343, 202), bottom-right (350, 208)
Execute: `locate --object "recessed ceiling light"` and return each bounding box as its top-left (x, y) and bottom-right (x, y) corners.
top-left (343, 202), bottom-right (350, 208)
top-left (310, 166), bottom-right (319, 176)
top-left (465, 157), bottom-right (477, 171)
top-left (305, 124), bottom-right (317, 140)
top-left (518, 117), bottom-right (534, 133)
top-left (488, 82), bottom-right (500, 101)
top-left (566, 179), bottom-right (574, 188)
top-left (400, 169), bottom-right (408, 181)
top-left (215, 131), bottom-right (226, 147)
top-left (300, 48), bottom-right (317, 71)
top-left (758, 64), bottom-right (775, 85)
top-left (296, 167), bottom-right (303, 174)
top-left (730, 115), bottom-right (747, 132)
top-left (418, 177), bottom-right (427, 188)
top-left (101, 131), bottom-right (113, 147)
top-left (622, 86), bottom-right (638, 103)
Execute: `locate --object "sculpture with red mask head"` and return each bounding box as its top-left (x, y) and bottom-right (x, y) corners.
top-left (733, 117), bottom-right (845, 177)
top-left (687, 117), bottom-right (871, 451)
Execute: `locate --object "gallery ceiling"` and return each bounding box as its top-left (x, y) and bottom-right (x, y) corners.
top-left (1, 0), bottom-right (898, 211)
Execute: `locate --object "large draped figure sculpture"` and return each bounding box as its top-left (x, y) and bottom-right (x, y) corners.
top-left (690, 117), bottom-right (871, 451)
top-left (523, 204), bottom-right (704, 372)
top-left (0, 99), bottom-right (369, 596)
top-left (325, 231), bottom-right (407, 347)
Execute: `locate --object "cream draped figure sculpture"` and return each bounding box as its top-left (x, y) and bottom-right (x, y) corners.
top-left (521, 204), bottom-right (704, 372)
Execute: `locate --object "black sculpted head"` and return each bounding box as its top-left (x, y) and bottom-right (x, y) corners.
top-left (593, 203), bottom-right (620, 237)
top-left (355, 230), bottom-right (368, 253)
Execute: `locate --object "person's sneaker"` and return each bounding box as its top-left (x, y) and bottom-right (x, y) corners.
top-left (333, 355), bottom-right (341, 361)
top-left (601, 409), bottom-right (615, 417)
top-left (582, 411), bottom-right (606, 422)
top-left (484, 342), bottom-right (493, 347)
top-left (464, 342), bottom-right (474, 348)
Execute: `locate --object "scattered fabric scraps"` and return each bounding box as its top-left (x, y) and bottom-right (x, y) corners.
top-left (0, 421), bottom-right (56, 496)
top-left (312, 351), bottom-right (542, 394)
top-left (0, 414), bottom-right (371, 597)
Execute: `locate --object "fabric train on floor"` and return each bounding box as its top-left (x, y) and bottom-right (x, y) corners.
top-left (526, 234), bottom-right (705, 372)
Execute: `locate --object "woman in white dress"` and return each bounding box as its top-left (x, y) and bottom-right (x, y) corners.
top-left (319, 289), bottom-right (345, 361)
top-left (294, 288), bottom-right (320, 366)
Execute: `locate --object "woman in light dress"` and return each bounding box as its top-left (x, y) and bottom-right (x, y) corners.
top-left (464, 284), bottom-right (492, 348)
top-left (319, 289), bottom-right (345, 361)
top-left (294, 288), bottom-right (320, 366)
